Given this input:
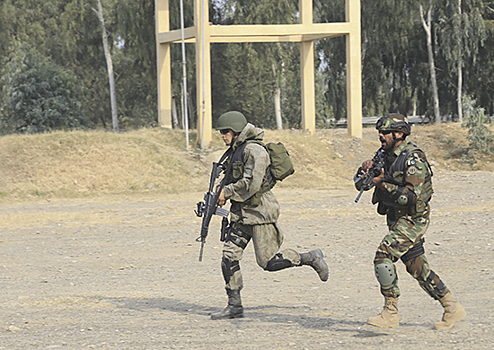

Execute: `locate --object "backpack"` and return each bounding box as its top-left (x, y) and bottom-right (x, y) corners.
top-left (235, 141), bottom-right (294, 183)
top-left (265, 142), bottom-right (295, 181)
top-left (227, 140), bottom-right (294, 206)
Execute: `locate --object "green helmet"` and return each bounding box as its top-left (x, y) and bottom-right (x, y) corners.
top-left (376, 113), bottom-right (411, 135)
top-left (216, 111), bottom-right (248, 133)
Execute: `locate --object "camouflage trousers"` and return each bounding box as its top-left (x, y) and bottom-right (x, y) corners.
top-left (374, 207), bottom-right (449, 300)
top-left (221, 222), bottom-right (301, 291)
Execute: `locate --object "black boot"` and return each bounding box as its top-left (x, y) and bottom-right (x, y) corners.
top-left (210, 289), bottom-right (244, 320)
top-left (300, 249), bottom-right (329, 282)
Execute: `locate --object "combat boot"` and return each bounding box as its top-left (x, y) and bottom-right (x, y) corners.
top-left (434, 292), bottom-right (466, 330)
top-left (367, 297), bottom-right (399, 328)
top-left (210, 289), bottom-right (244, 320)
top-left (300, 249), bottom-right (329, 282)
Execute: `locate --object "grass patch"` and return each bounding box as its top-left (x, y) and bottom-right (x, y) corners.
top-left (0, 124), bottom-right (492, 203)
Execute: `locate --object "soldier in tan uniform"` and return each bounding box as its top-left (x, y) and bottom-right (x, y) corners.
top-left (211, 111), bottom-right (329, 320)
top-left (355, 114), bottom-right (466, 330)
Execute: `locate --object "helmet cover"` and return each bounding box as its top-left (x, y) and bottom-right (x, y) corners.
top-left (376, 114), bottom-right (411, 135)
top-left (216, 111), bottom-right (248, 133)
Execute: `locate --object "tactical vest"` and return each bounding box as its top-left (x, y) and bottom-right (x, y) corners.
top-left (377, 142), bottom-right (434, 216)
top-left (224, 140), bottom-right (277, 206)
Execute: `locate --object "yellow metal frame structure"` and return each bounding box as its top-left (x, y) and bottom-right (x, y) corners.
top-left (155, 0), bottom-right (362, 145)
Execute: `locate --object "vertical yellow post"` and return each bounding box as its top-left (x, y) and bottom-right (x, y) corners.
top-left (346, 0), bottom-right (362, 138)
top-left (155, 0), bottom-right (172, 128)
top-left (195, 0), bottom-right (212, 147)
top-left (299, 0), bottom-right (316, 134)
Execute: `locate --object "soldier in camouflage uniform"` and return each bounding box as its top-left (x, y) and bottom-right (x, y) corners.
top-left (355, 114), bottom-right (466, 330)
top-left (211, 111), bottom-right (329, 320)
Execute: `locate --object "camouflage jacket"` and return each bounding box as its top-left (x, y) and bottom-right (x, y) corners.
top-left (372, 141), bottom-right (434, 220)
top-left (223, 123), bottom-right (280, 225)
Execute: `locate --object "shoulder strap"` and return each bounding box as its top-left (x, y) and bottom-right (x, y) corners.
top-left (231, 140), bottom-right (265, 164)
top-left (393, 142), bottom-right (423, 173)
top-left (218, 146), bottom-right (233, 164)
top-left (393, 149), bottom-right (410, 175)
top-left (389, 143), bottom-right (433, 186)
top-left (231, 142), bottom-right (248, 163)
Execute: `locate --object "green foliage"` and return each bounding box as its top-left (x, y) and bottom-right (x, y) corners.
top-left (1, 0), bottom-right (494, 133)
top-left (1, 44), bottom-right (88, 134)
top-left (435, 0), bottom-right (486, 70)
top-left (114, 0), bottom-right (158, 128)
top-left (209, 0), bottom-right (303, 129)
top-left (462, 95), bottom-right (493, 153)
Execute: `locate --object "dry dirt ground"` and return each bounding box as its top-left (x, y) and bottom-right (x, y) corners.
top-left (0, 169), bottom-right (493, 349)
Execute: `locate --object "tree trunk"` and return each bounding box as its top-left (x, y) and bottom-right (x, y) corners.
top-left (172, 95), bottom-right (179, 129)
top-left (457, 55), bottom-right (463, 123)
top-left (457, 0), bottom-right (463, 123)
top-left (274, 87), bottom-right (282, 130)
top-left (93, 0), bottom-right (118, 132)
top-left (272, 63), bottom-right (283, 130)
top-left (420, 2), bottom-right (441, 124)
top-left (180, 82), bottom-right (185, 129)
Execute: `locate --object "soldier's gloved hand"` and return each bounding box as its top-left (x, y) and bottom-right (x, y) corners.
top-left (217, 189), bottom-right (226, 207)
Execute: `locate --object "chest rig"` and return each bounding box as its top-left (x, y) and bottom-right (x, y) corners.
top-left (224, 140), bottom-right (275, 206)
top-left (377, 142), bottom-right (434, 217)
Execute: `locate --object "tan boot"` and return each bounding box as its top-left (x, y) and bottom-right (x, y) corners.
top-left (434, 292), bottom-right (466, 330)
top-left (367, 297), bottom-right (399, 328)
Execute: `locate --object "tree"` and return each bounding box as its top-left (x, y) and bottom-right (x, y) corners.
top-left (462, 95), bottom-right (493, 158)
top-left (1, 44), bottom-right (88, 134)
top-left (57, 0), bottom-right (121, 128)
top-left (436, 0), bottom-right (486, 122)
top-left (420, 0), bottom-right (442, 123)
top-left (93, 0), bottom-right (118, 132)
top-left (1, 0), bottom-right (493, 132)
top-left (210, 0), bottom-right (301, 129)
top-left (114, 0), bottom-right (159, 128)
top-left (317, 0), bottom-right (421, 120)
top-left (474, 3), bottom-right (494, 116)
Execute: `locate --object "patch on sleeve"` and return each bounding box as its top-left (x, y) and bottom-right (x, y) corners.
top-left (407, 166), bottom-right (417, 175)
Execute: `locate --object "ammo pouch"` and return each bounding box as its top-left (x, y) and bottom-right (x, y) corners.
top-left (231, 161), bottom-right (244, 181)
top-left (372, 189), bottom-right (388, 215)
top-left (220, 217), bottom-right (230, 242)
top-left (225, 223), bottom-right (251, 249)
top-left (245, 169), bottom-right (275, 206)
top-left (377, 202), bottom-right (388, 215)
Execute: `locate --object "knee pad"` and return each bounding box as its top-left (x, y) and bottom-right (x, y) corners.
top-left (374, 262), bottom-right (396, 288)
top-left (265, 253), bottom-right (292, 271)
top-left (221, 257), bottom-right (240, 284)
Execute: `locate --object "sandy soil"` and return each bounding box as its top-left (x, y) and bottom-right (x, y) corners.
top-left (0, 169), bottom-right (493, 349)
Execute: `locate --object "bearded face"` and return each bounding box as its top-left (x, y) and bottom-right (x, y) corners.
top-left (379, 130), bottom-right (404, 152)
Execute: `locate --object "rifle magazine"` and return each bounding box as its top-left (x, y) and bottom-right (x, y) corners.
top-left (215, 207), bottom-right (229, 218)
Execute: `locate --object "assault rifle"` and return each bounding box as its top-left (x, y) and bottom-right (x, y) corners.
top-left (194, 152), bottom-right (232, 262)
top-left (354, 148), bottom-right (386, 203)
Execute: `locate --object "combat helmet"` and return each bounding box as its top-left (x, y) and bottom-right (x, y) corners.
top-left (376, 113), bottom-right (411, 135)
top-left (216, 111), bottom-right (248, 133)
